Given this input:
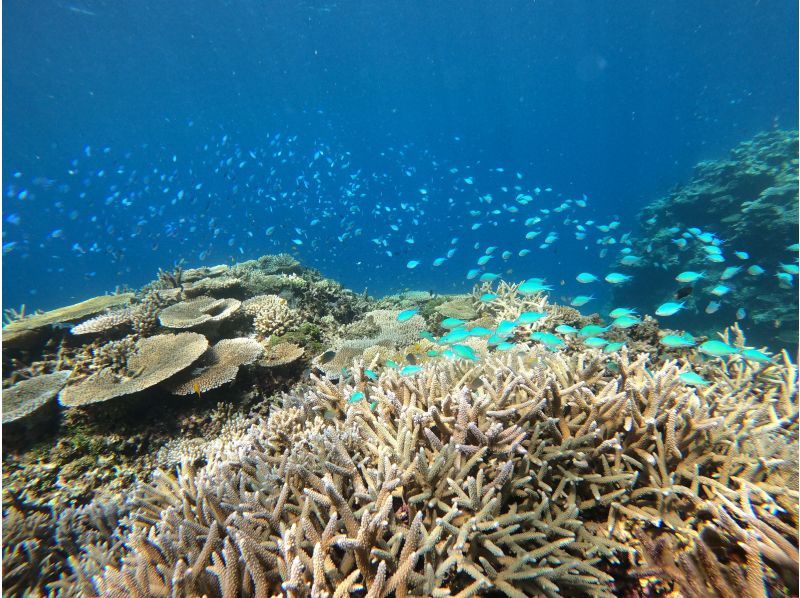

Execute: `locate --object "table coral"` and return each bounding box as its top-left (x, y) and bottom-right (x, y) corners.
top-left (2, 371), bottom-right (70, 424)
top-left (59, 332), bottom-right (209, 407)
top-left (168, 337), bottom-right (263, 395)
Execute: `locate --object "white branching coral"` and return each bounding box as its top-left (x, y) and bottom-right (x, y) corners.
top-left (60, 337), bottom-right (797, 597)
top-left (243, 294), bottom-right (300, 339)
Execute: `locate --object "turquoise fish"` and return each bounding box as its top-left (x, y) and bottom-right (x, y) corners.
top-left (679, 372), bottom-right (710, 386)
top-left (347, 391), bottom-right (366, 404)
top-left (396, 308), bottom-right (419, 322)
top-left (660, 334), bottom-right (696, 348)
top-left (400, 365), bottom-right (422, 375)
top-left (451, 344), bottom-right (479, 361)
top-left (570, 295), bottom-right (594, 307)
top-left (603, 342), bottom-right (626, 353)
top-left (515, 311), bottom-right (547, 325)
top-left (530, 331), bottom-right (564, 348)
top-left (698, 340), bottom-right (739, 357)
top-left (655, 301), bottom-right (685, 316)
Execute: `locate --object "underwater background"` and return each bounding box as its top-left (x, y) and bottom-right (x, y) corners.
top-left (3, 2), bottom-right (800, 597)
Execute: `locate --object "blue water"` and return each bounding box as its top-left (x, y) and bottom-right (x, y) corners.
top-left (3, 1), bottom-right (797, 311)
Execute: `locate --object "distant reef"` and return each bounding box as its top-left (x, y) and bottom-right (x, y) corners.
top-left (611, 129), bottom-right (799, 349)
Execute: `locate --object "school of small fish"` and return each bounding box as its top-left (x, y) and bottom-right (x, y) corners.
top-left (3, 128), bottom-right (797, 351)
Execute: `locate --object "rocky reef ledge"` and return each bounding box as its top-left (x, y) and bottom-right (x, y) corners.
top-left (2, 255), bottom-right (798, 596)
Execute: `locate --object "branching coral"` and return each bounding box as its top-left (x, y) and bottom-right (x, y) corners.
top-left (4, 255), bottom-right (797, 598)
top-left (58, 336), bottom-right (797, 597)
top-left (243, 294), bottom-right (300, 339)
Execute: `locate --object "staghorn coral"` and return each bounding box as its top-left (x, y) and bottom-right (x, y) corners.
top-left (2, 370), bottom-right (71, 424)
top-left (4, 257), bottom-right (797, 597)
top-left (158, 296), bottom-right (241, 329)
top-left (156, 410), bottom-right (252, 468)
top-left (168, 337), bottom-right (264, 395)
top-left (54, 334), bottom-right (797, 597)
top-left (59, 332), bottom-right (209, 407)
top-left (473, 280), bottom-right (552, 322)
top-left (2, 504), bottom-right (62, 595)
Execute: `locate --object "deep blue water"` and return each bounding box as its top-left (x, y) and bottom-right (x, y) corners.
top-left (3, 0), bottom-right (797, 312)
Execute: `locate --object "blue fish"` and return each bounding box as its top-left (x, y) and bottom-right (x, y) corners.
top-left (397, 308), bottom-right (419, 322)
top-left (400, 365), bottom-right (422, 375)
top-left (348, 391), bottom-right (366, 404)
top-left (451, 344), bottom-right (479, 361)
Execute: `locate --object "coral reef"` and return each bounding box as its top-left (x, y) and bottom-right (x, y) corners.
top-left (612, 129), bottom-right (798, 349)
top-left (38, 338), bottom-right (799, 597)
top-left (2, 254), bottom-right (797, 597)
